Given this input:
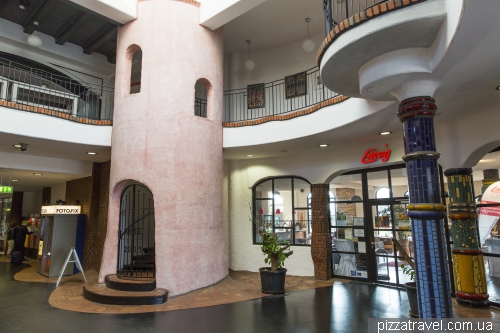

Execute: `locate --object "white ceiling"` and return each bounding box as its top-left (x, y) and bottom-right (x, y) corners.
top-left (223, 0), bottom-right (324, 54)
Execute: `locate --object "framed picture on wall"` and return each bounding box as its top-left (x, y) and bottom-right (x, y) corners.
top-left (247, 83), bottom-right (265, 109)
top-left (285, 71), bottom-right (307, 99)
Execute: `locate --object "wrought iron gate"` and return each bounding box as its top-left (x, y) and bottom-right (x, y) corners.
top-left (118, 183), bottom-right (155, 278)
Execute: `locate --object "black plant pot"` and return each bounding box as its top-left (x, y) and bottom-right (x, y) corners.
top-left (259, 267), bottom-right (287, 294)
top-left (405, 282), bottom-right (419, 318)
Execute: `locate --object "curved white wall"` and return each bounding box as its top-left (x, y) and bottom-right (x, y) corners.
top-left (226, 135), bottom-right (405, 275)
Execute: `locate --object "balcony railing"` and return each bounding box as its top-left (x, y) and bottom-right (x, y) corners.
top-left (223, 67), bottom-right (339, 123)
top-left (323, 0), bottom-right (427, 36)
top-left (0, 57), bottom-right (114, 121)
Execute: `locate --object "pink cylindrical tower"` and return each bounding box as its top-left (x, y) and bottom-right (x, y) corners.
top-left (99, 0), bottom-right (228, 296)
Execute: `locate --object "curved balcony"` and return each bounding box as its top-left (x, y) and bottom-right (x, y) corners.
top-left (223, 67), bottom-right (347, 127)
top-left (0, 57), bottom-right (114, 126)
top-left (317, 0), bottom-right (451, 100)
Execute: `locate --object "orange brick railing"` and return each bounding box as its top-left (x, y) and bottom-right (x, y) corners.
top-left (0, 100), bottom-right (112, 126)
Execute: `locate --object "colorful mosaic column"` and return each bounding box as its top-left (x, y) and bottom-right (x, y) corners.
top-left (311, 184), bottom-right (333, 280)
top-left (398, 96), bottom-right (453, 318)
top-left (445, 168), bottom-right (489, 307)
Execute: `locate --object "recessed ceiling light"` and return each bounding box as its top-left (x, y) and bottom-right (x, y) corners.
top-left (33, 173), bottom-right (43, 176)
top-left (496, 86), bottom-right (500, 90)
top-left (379, 131), bottom-right (392, 135)
top-left (13, 144), bottom-right (21, 148)
top-left (247, 154), bottom-right (254, 157)
top-left (19, 5), bottom-right (25, 9)
top-left (318, 144), bottom-right (329, 147)
top-left (87, 152), bottom-right (97, 155)
top-left (11, 179), bottom-right (19, 182)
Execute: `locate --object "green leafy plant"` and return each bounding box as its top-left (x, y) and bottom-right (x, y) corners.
top-left (249, 204), bottom-right (294, 270)
top-left (401, 264), bottom-right (415, 281)
top-left (260, 230), bottom-right (293, 270)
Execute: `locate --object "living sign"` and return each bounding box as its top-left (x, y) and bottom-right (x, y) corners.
top-left (361, 144), bottom-right (391, 164)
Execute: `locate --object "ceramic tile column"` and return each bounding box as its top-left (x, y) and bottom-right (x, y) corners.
top-left (444, 168), bottom-right (489, 307)
top-left (398, 96), bottom-right (453, 318)
top-left (311, 184), bottom-right (332, 280)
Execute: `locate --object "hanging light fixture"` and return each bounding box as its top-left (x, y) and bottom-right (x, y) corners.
top-left (302, 18), bottom-right (315, 53)
top-left (244, 39), bottom-right (255, 71)
top-left (27, 21), bottom-right (42, 47)
top-left (275, 208), bottom-right (281, 215)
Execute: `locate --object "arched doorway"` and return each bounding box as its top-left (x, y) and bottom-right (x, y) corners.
top-left (118, 183), bottom-right (155, 278)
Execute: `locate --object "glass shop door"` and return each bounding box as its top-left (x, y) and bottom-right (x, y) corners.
top-left (365, 167), bottom-right (414, 286)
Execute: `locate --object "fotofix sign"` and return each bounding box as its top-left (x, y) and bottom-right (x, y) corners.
top-left (41, 205), bottom-right (81, 215)
top-left (361, 144), bottom-right (391, 164)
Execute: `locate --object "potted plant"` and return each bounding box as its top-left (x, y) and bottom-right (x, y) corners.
top-left (251, 204), bottom-right (294, 294)
top-left (393, 238), bottom-right (418, 318)
top-left (258, 230), bottom-right (294, 294)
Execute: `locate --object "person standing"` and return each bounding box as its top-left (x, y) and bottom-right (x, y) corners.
top-left (6, 223), bottom-right (15, 257)
top-left (13, 220), bottom-right (33, 261)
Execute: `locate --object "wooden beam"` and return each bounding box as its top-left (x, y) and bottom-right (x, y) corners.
top-left (55, 12), bottom-right (91, 45)
top-left (23, 0), bottom-right (60, 35)
top-left (83, 25), bottom-right (117, 55)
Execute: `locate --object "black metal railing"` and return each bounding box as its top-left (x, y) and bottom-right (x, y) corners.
top-left (0, 57), bottom-right (114, 121)
top-left (323, 0), bottom-right (399, 36)
top-left (195, 97), bottom-right (207, 118)
top-left (223, 67), bottom-right (339, 123)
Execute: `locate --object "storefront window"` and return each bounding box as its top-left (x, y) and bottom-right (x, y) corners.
top-left (253, 176), bottom-right (312, 246)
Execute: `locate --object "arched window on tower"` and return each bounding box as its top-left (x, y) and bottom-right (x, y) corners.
top-left (194, 79), bottom-right (209, 118)
top-left (129, 47), bottom-right (142, 94)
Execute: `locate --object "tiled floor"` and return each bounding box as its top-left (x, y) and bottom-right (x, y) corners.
top-left (1, 256), bottom-right (500, 333)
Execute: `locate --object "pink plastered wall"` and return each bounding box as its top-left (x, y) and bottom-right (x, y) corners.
top-left (99, 0), bottom-right (228, 296)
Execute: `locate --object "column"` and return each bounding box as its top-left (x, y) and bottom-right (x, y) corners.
top-left (398, 96), bottom-right (453, 318)
top-left (311, 184), bottom-right (332, 280)
top-left (445, 168), bottom-right (489, 307)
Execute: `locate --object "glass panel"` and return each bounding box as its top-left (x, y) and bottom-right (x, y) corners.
top-left (368, 170), bottom-right (390, 199)
top-left (293, 178), bottom-right (310, 208)
top-left (330, 173), bottom-right (363, 201)
top-left (372, 204), bottom-right (393, 230)
top-left (274, 178), bottom-right (292, 220)
top-left (255, 180), bottom-right (272, 198)
top-left (390, 168), bottom-right (409, 198)
top-left (295, 208), bottom-right (310, 241)
top-left (332, 235), bottom-right (368, 278)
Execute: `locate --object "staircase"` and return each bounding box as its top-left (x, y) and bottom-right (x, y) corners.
top-left (83, 274), bottom-right (168, 305)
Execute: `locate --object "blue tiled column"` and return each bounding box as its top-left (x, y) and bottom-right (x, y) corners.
top-left (398, 96), bottom-right (453, 318)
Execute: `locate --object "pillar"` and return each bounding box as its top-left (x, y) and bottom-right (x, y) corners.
top-left (99, 0), bottom-right (228, 296)
top-left (444, 168), bottom-right (489, 307)
top-left (398, 96), bottom-right (453, 318)
top-left (311, 184), bottom-right (332, 280)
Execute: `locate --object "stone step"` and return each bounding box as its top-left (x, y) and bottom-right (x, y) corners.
top-left (83, 283), bottom-right (168, 305)
top-left (105, 274), bottom-right (156, 292)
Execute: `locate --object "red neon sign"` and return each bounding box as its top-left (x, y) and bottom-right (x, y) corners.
top-left (361, 144), bottom-right (391, 164)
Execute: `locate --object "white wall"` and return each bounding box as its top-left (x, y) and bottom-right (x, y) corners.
top-left (22, 191), bottom-right (42, 216)
top-left (50, 183), bottom-right (66, 205)
top-left (226, 135), bottom-right (405, 276)
top-left (224, 31), bottom-right (324, 90)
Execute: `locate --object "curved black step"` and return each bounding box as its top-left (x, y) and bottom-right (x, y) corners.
top-left (105, 275), bottom-right (156, 292)
top-left (83, 284), bottom-right (168, 305)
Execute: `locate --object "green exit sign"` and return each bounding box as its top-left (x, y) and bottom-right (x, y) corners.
top-left (0, 186), bottom-right (13, 193)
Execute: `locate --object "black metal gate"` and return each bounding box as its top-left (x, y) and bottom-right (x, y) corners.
top-left (118, 183), bottom-right (155, 278)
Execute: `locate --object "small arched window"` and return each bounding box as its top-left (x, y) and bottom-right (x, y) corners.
top-left (375, 187), bottom-right (390, 199)
top-left (129, 47), bottom-right (142, 94)
top-left (194, 79), bottom-right (209, 118)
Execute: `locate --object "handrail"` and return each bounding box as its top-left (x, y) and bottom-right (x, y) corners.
top-left (0, 56), bottom-right (114, 121)
top-left (323, 0), bottom-right (389, 36)
top-left (223, 67), bottom-right (339, 123)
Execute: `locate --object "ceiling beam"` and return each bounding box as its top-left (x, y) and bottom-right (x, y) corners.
top-left (23, 0), bottom-right (60, 34)
top-left (55, 12), bottom-right (91, 45)
top-left (83, 24), bottom-right (117, 55)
